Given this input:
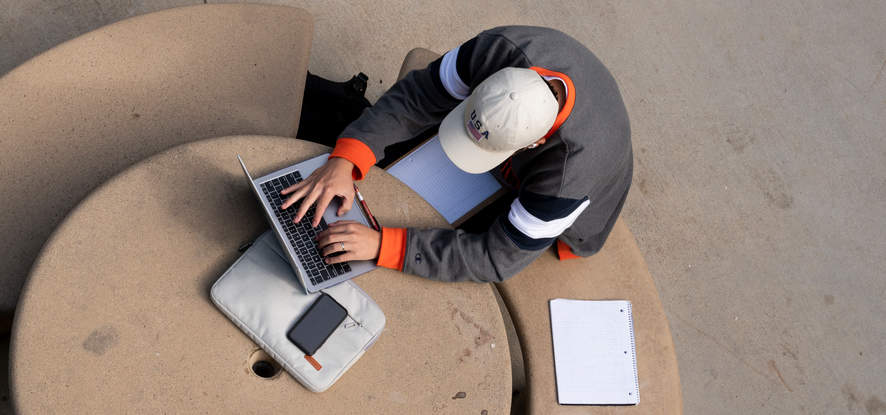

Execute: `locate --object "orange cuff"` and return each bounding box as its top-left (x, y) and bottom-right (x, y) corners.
top-left (530, 67), bottom-right (576, 139)
top-left (329, 138), bottom-right (376, 181)
top-left (377, 227), bottom-right (407, 271)
top-left (556, 239), bottom-right (580, 261)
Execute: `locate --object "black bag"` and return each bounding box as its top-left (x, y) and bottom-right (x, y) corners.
top-left (295, 71), bottom-right (435, 168)
top-left (296, 72), bottom-right (371, 147)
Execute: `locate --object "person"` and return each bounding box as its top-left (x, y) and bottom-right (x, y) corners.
top-left (280, 26), bottom-right (632, 283)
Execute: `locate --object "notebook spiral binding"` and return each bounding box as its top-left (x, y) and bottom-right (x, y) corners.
top-left (627, 302), bottom-right (640, 402)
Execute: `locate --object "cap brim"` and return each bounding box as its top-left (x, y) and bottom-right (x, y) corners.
top-left (438, 100), bottom-right (515, 174)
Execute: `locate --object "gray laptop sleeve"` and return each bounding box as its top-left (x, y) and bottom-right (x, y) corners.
top-left (211, 231), bottom-right (385, 392)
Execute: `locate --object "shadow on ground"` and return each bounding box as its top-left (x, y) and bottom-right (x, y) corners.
top-left (1, 334), bottom-right (12, 414)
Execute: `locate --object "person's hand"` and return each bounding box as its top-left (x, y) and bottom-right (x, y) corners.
top-left (316, 220), bottom-right (381, 264)
top-left (280, 157), bottom-right (356, 227)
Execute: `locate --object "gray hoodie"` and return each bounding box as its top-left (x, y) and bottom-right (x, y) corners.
top-left (337, 26), bottom-right (632, 282)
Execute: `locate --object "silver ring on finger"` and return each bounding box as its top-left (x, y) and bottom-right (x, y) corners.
top-left (340, 241), bottom-right (346, 252)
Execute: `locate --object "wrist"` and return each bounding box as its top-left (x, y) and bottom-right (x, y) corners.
top-left (328, 156), bottom-right (356, 181)
top-left (374, 229), bottom-right (382, 260)
top-left (330, 138), bottom-right (376, 180)
top-left (329, 156), bottom-right (355, 170)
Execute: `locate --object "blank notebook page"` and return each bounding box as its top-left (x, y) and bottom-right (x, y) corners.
top-left (549, 299), bottom-right (640, 405)
top-left (386, 135), bottom-right (502, 224)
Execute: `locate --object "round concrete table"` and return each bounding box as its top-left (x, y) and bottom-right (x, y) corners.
top-left (11, 136), bottom-right (510, 414)
top-left (0, 3), bottom-right (314, 320)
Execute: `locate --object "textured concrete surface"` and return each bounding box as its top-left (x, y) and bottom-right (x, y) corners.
top-left (0, 0), bottom-right (202, 76)
top-left (0, 4), bottom-right (313, 313)
top-left (500, 219), bottom-right (682, 414)
top-left (0, 334), bottom-right (9, 415)
top-left (2, 1), bottom-right (885, 414)
top-left (12, 136), bottom-right (510, 413)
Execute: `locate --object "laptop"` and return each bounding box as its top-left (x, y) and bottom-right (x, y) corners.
top-left (238, 154), bottom-right (377, 293)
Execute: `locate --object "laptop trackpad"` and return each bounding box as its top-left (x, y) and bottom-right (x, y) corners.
top-left (322, 198), bottom-right (369, 226)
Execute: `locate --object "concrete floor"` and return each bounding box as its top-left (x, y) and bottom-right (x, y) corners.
top-left (2, 1), bottom-right (885, 414)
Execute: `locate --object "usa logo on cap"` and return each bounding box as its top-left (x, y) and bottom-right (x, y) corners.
top-left (466, 109), bottom-right (489, 141)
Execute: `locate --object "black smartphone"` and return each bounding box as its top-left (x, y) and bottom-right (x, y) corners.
top-left (287, 293), bottom-right (348, 356)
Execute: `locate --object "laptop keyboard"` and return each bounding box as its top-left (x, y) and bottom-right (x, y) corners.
top-left (259, 171), bottom-right (352, 287)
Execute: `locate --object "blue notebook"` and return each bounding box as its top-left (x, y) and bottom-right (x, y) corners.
top-left (386, 135), bottom-right (503, 225)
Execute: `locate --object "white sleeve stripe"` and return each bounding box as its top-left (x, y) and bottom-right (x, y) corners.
top-left (507, 198), bottom-right (590, 239)
top-left (439, 46), bottom-right (470, 100)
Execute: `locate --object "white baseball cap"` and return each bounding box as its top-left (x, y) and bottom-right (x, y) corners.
top-left (438, 67), bottom-right (559, 174)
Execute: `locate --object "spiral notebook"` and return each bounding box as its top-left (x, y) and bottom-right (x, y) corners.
top-left (549, 299), bottom-right (640, 405)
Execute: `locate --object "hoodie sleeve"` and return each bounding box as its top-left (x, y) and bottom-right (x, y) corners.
top-left (379, 191), bottom-right (589, 283)
top-left (332, 31), bottom-right (531, 179)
